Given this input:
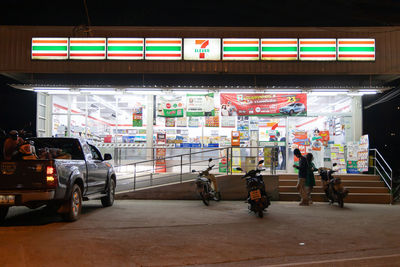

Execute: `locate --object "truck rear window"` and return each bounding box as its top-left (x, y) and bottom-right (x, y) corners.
top-left (30, 138), bottom-right (84, 160)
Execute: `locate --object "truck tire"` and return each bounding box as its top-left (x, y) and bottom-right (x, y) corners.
top-left (0, 207), bottom-right (9, 223)
top-left (61, 184), bottom-right (82, 222)
top-left (101, 178), bottom-right (115, 207)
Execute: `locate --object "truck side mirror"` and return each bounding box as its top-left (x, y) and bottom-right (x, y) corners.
top-left (104, 153), bottom-right (112, 161)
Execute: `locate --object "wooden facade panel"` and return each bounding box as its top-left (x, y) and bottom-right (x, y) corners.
top-left (1, 26), bottom-right (400, 75)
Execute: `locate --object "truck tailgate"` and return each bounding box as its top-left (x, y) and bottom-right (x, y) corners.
top-left (0, 160), bottom-right (52, 190)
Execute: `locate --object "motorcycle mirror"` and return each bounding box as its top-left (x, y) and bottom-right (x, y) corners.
top-left (192, 169), bottom-right (196, 173)
top-left (333, 163), bottom-right (337, 167)
top-left (258, 160), bottom-right (264, 164)
top-left (235, 167), bottom-right (242, 171)
top-left (208, 158), bottom-right (212, 162)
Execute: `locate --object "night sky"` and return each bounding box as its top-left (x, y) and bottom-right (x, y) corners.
top-left (0, 0), bottom-right (399, 173)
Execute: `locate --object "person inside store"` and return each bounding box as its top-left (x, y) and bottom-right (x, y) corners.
top-left (278, 132), bottom-right (286, 170)
top-left (305, 153), bottom-right (317, 204)
top-left (293, 148), bottom-right (308, 206)
top-left (3, 130), bottom-right (24, 161)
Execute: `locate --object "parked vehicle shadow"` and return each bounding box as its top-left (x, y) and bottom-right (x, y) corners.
top-left (0, 202), bottom-right (102, 227)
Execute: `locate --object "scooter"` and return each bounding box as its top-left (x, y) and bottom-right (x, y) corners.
top-left (236, 160), bottom-right (271, 218)
top-left (318, 163), bottom-right (349, 208)
top-left (192, 158), bottom-right (221, 206)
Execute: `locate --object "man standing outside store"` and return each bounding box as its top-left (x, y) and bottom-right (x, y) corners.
top-left (293, 148), bottom-right (308, 205)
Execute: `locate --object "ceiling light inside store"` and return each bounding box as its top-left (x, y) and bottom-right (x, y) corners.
top-left (265, 90), bottom-right (303, 94)
top-left (34, 88), bottom-right (80, 94)
top-left (80, 88), bottom-right (122, 95)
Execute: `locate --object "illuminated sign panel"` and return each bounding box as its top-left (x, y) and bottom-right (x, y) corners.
top-left (337, 39), bottom-right (375, 61)
top-left (184, 38), bottom-right (221, 60)
top-left (261, 38), bottom-right (298, 60)
top-left (69, 38), bottom-right (106, 60)
top-left (107, 38), bottom-right (144, 60)
top-left (222, 39), bottom-right (259, 60)
top-left (31, 38), bottom-right (68, 60)
top-left (299, 39), bottom-right (336, 61)
top-left (145, 38), bottom-right (182, 60)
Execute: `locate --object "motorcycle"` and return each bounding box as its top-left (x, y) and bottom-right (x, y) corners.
top-left (318, 163), bottom-right (349, 208)
top-left (236, 160), bottom-right (271, 218)
top-left (192, 158), bottom-right (221, 206)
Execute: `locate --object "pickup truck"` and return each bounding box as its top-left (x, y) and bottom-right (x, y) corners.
top-left (0, 137), bottom-right (116, 222)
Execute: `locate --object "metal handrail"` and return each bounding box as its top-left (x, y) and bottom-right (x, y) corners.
top-left (371, 149), bottom-right (392, 172)
top-left (115, 146), bottom-right (277, 191)
top-left (370, 148), bottom-right (395, 203)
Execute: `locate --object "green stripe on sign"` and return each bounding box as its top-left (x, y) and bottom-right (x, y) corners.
top-left (262, 47), bottom-right (297, 52)
top-left (223, 47), bottom-right (258, 52)
top-left (300, 47), bottom-right (336, 52)
top-left (146, 46), bottom-right (181, 51)
top-left (108, 46), bottom-right (143, 51)
top-left (70, 46), bottom-right (105, 51)
top-left (32, 46), bottom-right (67, 51)
top-left (339, 47), bottom-right (374, 52)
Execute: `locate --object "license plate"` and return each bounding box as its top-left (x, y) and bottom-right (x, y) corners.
top-left (0, 195), bottom-right (15, 205)
top-left (1, 162), bottom-right (17, 175)
top-left (250, 190), bottom-right (261, 200)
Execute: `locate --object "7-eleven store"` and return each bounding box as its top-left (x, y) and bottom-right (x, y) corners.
top-left (0, 26), bottom-right (395, 174)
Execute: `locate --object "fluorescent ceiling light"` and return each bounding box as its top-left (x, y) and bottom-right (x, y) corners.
top-left (34, 87), bottom-right (70, 90)
top-left (265, 90), bottom-right (302, 94)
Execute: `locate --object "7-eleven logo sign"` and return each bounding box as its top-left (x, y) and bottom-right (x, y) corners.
top-left (184, 38), bottom-right (221, 60)
top-left (195, 40), bottom-right (210, 59)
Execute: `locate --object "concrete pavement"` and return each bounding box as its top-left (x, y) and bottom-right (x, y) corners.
top-left (1, 200), bottom-right (400, 267)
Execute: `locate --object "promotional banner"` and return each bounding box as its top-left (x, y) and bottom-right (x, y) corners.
top-left (331, 144), bottom-right (347, 174)
top-left (221, 116), bottom-right (235, 128)
top-left (184, 38), bottom-right (221, 60)
top-left (205, 113), bottom-right (219, 127)
top-left (157, 95), bottom-right (184, 117)
top-left (358, 134), bottom-right (369, 172)
top-left (347, 141), bottom-right (360, 174)
top-left (220, 93), bottom-right (307, 116)
top-left (165, 117), bottom-right (176, 127)
top-left (132, 107), bottom-right (143, 127)
top-left (186, 93), bottom-right (215, 116)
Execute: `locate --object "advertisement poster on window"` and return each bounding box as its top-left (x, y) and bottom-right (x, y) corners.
top-left (347, 141), bottom-right (360, 174)
top-left (220, 93), bottom-right (307, 116)
top-left (157, 95), bottom-right (184, 117)
top-left (331, 144), bottom-right (347, 174)
top-left (221, 116), bottom-right (235, 128)
top-left (132, 107), bottom-right (143, 127)
top-left (358, 134), bottom-right (369, 172)
top-left (176, 117), bottom-right (187, 127)
top-left (188, 117), bottom-right (202, 127)
top-left (165, 117), bottom-right (176, 127)
top-left (205, 113), bottom-right (219, 127)
top-left (155, 133), bottom-right (167, 173)
top-left (186, 93), bottom-right (215, 116)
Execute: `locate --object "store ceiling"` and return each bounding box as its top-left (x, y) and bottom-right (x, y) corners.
top-left (4, 73), bottom-right (398, 90)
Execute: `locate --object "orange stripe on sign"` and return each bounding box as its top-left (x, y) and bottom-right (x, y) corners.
top-left (32, 40), bottom-right (67, 44)
top-left (146, 40), bottom-right (181, 44)
top-left (108, 40), bottom-right (143, 44)
top-left (223, 41), bottom-right (259, 44)
top-left (300, 41), bottom-right (336, 45)
top-left (339, 41), bottom-right (375, 45)
top-left (70, 40), bottom-right (105, 44)
top-left (262, 41), bottom-right (297, 44)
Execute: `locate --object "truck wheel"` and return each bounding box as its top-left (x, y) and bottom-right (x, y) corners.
top-left (101, 178), bottom-right (115, 207)
top-left (61, 184), bottom-right (82, 222)
top-left (0, 207), bottom-right (9, 222)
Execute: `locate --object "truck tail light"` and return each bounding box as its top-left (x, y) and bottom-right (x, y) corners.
top-left (46, 165), bottom-right (58, 188)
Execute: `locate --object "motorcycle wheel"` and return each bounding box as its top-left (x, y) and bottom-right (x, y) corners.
top-left (200, 185), bottom-right (210, 206)
top-left (257, 209), bottom-right (264, 218)
top-left (338, 195), bottom-right (344, 208)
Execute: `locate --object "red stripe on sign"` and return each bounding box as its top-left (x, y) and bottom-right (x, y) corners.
top-left (32, 53), bottom-right (68, 56)
top-left (223, 54), bottom-right (259, 57)
top-left (70, 53), bottom-right (105, 57)
top-left (108, 53), bottom-right (143, 57)
top-left (145, 54), bottom-right (181, 57)
top-left (262, 54), bottom-right (297, 57)
top-left (339, 54), bottom-right (375, 58)
top-left (300, 54), bottom-right (336, 58)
